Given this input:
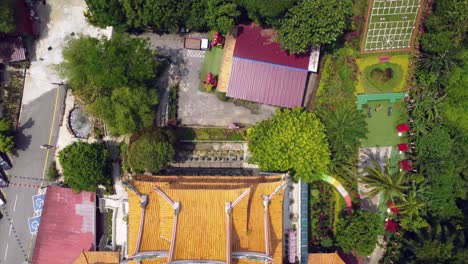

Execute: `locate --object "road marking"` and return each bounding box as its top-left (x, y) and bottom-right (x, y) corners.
top-left (9, 223), bottom-right (12, 237)
top-left (13, 195), bottom-right (18, 212)
top-left (4, 244), bottom-right (8, 260)
top-left (40, 87), bottom-right (60, 188)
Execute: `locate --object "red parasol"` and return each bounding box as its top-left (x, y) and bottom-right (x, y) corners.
top-left (399, 160), bottom-right (412, 171)
top-left (396, 123), bottom-right (410, 132)
top-left (386, 220), bottom-right (399, 233)
top-left (398, 143), bottom-right (409, 152)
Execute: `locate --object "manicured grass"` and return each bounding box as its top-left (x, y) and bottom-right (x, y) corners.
top-left (199, 47), bottom-right (224, 91)
top-left (361, 100), bottom-right (403, 147)
top-left (356, 54), bottom-right (409, 94)
top-left (176, 127), bottom-right (247, 141)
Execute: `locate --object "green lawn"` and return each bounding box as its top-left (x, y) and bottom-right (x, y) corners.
top-left (199, 47), bottom-right (224, 91)
top-left (356, 54), bottom-right (409, 94)
top-left (361, 100), bottom-right (403, 147)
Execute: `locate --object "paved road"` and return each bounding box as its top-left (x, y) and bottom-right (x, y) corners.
top-left (0, 86), bottom-right (64, 264)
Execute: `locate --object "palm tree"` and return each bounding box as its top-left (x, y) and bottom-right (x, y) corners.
top-left (319, 104), bottom-right (368, 177)
top-left (396, 186), bottom-right (426, 220)
top-left (359, 159), bottom-right (409, 205)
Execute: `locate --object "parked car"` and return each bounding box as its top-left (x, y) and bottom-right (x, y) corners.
top-left (0, 192), bottom-right (5, 207)
top-left (0, 170), bottom-right (8, 188)
top-left (0, 153), bottom-right (12, 170)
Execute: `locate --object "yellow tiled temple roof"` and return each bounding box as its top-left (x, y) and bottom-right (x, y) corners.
top-left (72, 251), bottom-right (119, 264)
top-left (126, 175), bottom-right (286, 263)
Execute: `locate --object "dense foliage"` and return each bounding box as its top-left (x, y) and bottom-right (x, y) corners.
top-left (0, 0), bottom-right (15, 33)
top-left (128, 130), bottom-right (175, 174)
top-left (205, 0), bottom-right (240, 34)
top-left (58, 34), bottom-right (159, 135)
top-left (335, 210), bottom-right (384, 256)
top-left (382, 0), bottom-right (468, 262)
top-left (0, 118), bottom-right (14, 153)
top-left (248, 108), bottom-right (331, 182)
top-left (59, 142), bottom-right (111, 192)
top-left (314, 48), bottom-right (366, 184)
top-left (235, 0), bottom-right (297, 27)
top-left (278, 0), bottom-right (352, 54)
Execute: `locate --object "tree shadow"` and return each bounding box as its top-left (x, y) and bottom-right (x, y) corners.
top-left (11, 118), bottom-right (34, 156)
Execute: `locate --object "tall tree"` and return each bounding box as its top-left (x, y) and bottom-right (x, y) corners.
top-left (59, 34), bottom-right (158, 103)
top-left (335, 210), bottom-right (384, 256)
top-left (58, 34), bottom-right (159, 135)
top-left (0, 0), bottom-right (15, 33)
top-left (88, 87), bottom-right (158, 135)
top-left (318, 104), bottom-right (367, 174)
top-left (0, 118), bottom-right (14, 153)
top-left (59, 142), bottom-right (111, 192)
top-left (359, 159), bottom-right (409, 205)
top-left (248, 108), bottom-right (331, 182)
top-left (128, 130), bottom-right (175, 174)
top-left (84, 0), bottom-right (126, 29)
top-left (205, 0), bottom-right (240, 34)
top-left (278, 0), bottom-right (352, 54)
top-left (235, 0), bottom-right (297, 27)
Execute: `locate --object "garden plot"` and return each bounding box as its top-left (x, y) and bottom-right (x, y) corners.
top-left (363, 0), bottom-right (423, 52)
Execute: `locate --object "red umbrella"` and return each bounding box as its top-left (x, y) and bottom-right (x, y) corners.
top-left (399, 160), bottom-right (412, 171)
top-left (396, 123), bottom-right (410, 132)
top-left (386, 220), bottom-right (399, 233)
top-left (398, 143), bottom-right (409, 152)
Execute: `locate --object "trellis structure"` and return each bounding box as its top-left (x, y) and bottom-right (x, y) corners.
top-left (362, 0), bottom-right (425, 53)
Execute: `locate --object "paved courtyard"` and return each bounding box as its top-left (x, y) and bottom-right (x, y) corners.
top-left (141, 33), bottom-right (277, 127)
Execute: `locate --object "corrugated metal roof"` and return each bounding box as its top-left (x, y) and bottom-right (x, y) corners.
top-left (0, 36), bottom-right (26, 63)
top-left (234, 24), bottom-right (310, 70)
top-left (32, 187), bottom-right (96, 264)
top-left (226, 57), bottom-right (308, 108)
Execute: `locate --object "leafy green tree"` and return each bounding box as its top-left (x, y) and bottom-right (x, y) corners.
top-left (59, 34), bottom-right (158, 103)
top-left (205, 0), bottom-right (240, 34)
top-left (128, 130), bottom-right (175, 174)
top-left (84, 0), bottom-right (126, 29)
top-left (318, 104), bottom-right (367, 174)
top-left (359, 159), bottom-right (409, 205)
top-left (235, 0), bottom-right (297, 27)
top-left (0, 118), bottom-right (14, 153)
top-left (88, 87), bottom-right (158, 135)
top-left (248, 108), bottom-right (331, 182)
top-left (59, 142), bottom-right (111, 192)
top-left (186, 0), bottom-right (209, 31)
top-left (278, 0), bottom-right (352, 54)
top-left (0, 0), bottom-right (15, 33)
top-left (120, 0), bottom-right (190, 32)
top-left (335, 210), bottom-right (384, 256)
top-left (58, 34), bottom-right (159, 135)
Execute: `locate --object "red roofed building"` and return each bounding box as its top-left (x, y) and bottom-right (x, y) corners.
top-left (0, 36), bottom-right (26, 63)
top-left (32, 187), bottom-right (96, 264)
top-left (226, 24), bottom-right (319, 108)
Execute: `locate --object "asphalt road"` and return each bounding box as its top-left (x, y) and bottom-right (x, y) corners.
top-left (0, 86), bottom-right (64, 264)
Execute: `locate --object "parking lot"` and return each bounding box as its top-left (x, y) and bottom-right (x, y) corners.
top-left (141, 33), bottom-right (277, 127)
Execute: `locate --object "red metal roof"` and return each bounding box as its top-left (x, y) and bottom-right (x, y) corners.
top-left (226, 57), bottom-right (308, 108)
top-left (0, 36), bottom-right (26, 63)
top-left (233, 24), bottom-right (310, 69)
top-left (32, 187), bottom-right (96, 264)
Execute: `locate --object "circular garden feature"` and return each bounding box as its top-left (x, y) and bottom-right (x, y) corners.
top-left (364, 62), bottom-right (403, 92)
